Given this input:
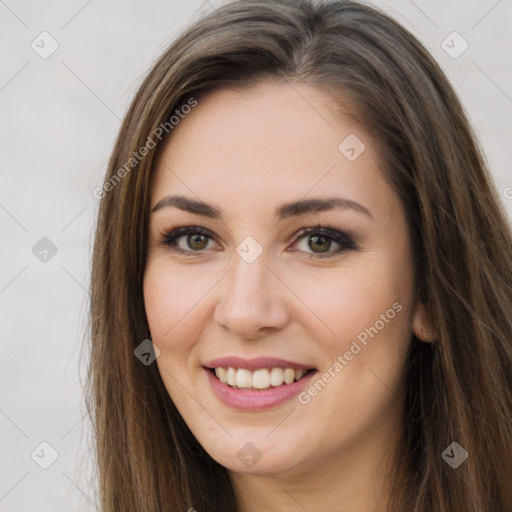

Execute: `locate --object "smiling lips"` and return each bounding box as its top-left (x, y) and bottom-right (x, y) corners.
top-left (203, 357), bottom-right (316, 408)
top-left (213, 367), bottom-right (309, 390)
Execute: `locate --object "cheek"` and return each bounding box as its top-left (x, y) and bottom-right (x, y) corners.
top-left (143, 260), bottom-right (215, 351)
top-left (143, 262), bottom-right (210, 410)
top-left (291, 265), bottom-right (412, 444)
top-left (286, 255), bottom-right (411, 357)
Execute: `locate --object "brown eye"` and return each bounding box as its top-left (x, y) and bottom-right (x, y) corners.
top-left (291, 225), bottom-right (357, 259)
top-left (158, 226), bottom-right (217, 255)
top-left (187, 233), bottom-right (209, 250)
top-left (308, 235), bottom-right (332, 253)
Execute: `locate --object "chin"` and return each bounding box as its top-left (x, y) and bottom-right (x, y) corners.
top-left (199, 433), bottom-right (311, 476)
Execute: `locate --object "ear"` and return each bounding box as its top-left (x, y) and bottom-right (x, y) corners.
top-left (412, 300), bottom-right (436, 343)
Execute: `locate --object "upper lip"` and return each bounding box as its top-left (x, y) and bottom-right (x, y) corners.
top-left (203, 357), bottom-right (316, 371)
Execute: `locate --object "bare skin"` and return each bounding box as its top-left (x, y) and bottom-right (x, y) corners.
top-left (143, 81), bottom-right (433, 512)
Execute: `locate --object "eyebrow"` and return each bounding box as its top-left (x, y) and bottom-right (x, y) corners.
top-left (151, 194), bottom-right (373, 219)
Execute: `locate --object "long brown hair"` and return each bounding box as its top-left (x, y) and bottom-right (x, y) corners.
top-left (87, 0), bottom-right (512, 510)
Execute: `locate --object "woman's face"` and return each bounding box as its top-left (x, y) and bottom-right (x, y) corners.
top-left (143, 81), bottom-right (424, 479)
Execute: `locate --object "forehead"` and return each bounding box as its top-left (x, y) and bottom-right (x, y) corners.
top-left (150, 81), bottom-right (390, 217)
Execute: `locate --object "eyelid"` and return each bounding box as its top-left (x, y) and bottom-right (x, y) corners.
top-left (157, 225), bottom-right (219, 254)
top-left (288, 225), bottom-right (358, 258)
top-left (157, 223), bottom-right (357, 258)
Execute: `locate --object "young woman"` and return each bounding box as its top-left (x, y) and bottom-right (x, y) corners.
top-left (88, 0), bottom-right (512, 510)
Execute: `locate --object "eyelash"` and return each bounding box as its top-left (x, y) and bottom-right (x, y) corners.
top-left (157, 223), bottom-right (357, 259)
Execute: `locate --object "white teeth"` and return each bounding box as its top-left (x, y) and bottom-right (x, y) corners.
top-left (213, 366), bottom-right (310, 390)
top-left (270, 367), bottom-right (284, 386)
top-left (283, 368), bottom-right (295, 384)
top-left (227, 367), bottom-right (237, 386)
top-left (218, 367), bottom-right (227, 383)
top-left (236, 368), bottom-right (253, 388)
top-left (252, 369), bottom-right (270, 389)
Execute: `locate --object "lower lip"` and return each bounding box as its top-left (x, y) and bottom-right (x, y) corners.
top-left (204, 368), bottom-right (317, 411)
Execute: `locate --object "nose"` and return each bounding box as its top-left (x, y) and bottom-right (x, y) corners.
top-left (213, 253), bottom-right (290, 340)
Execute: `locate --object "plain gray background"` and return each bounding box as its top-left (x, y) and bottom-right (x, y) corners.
top-left (1, 0), bottom-right (511, 510)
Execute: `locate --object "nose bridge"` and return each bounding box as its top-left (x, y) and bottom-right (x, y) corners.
top-left (214, 247), bottom-right (288, 337)
top-left (230, 249), bottom-right (268, 299)
top-left (226, 249), bottom-right (272, 312)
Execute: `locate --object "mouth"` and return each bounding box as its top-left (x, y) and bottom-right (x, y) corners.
top-left (206, 366), bottom-right (314, 391)
top-left (202, 357), bottom-right (317, 410)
